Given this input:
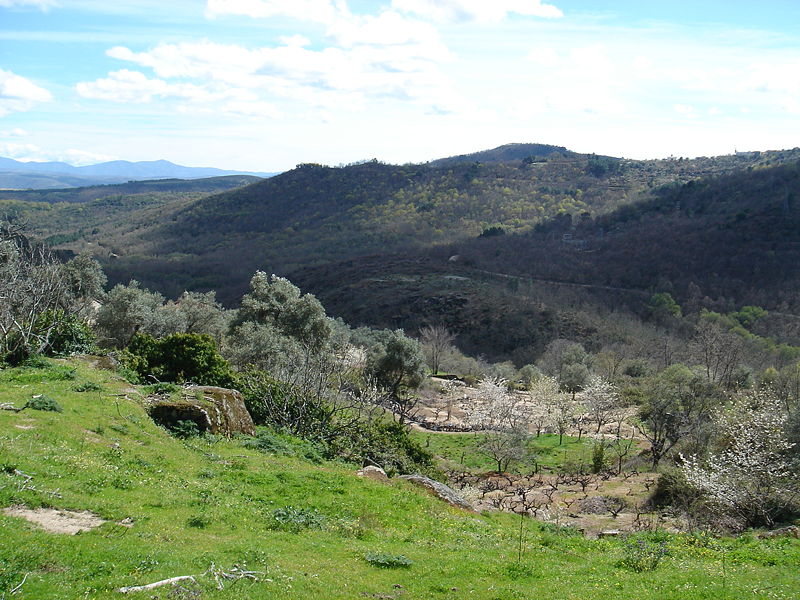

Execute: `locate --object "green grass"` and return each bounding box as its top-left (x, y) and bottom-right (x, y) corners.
top-left (412, 430), bottom-right (597, 473)
top-left (1, 357), bottom-right (798, 599)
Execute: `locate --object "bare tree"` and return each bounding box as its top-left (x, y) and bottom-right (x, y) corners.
top-left (419, 324), bottom-right (455, 376)
top-left (0, 222), bottom-right (78, 361)
top-left (690, 321), bottom-right (744, 387)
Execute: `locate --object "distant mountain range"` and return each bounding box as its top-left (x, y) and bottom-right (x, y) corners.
top-left (0, 156), bottom-right (276, 189)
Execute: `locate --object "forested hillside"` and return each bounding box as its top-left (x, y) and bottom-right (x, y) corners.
top-left (4, 144), bottom-right (800, 364)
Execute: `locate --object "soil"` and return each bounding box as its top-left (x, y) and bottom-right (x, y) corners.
top-left (2, 506), bottom-right (106, 534)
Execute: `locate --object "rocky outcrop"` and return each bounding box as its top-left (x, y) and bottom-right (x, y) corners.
top-left (399, 474), bottom-right (475, 511)
top-left (758, 525), bottom-right (800, 539)
top-left (147, 386), bottom-right (255, 437)
top-left (357, 466), bottom-right (389, 482)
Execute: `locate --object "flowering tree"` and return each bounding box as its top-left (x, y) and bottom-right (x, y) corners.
top-left (681, 388), bottom-right (798, 529)
top-left (527, 375), bottom-right (560, 437)
top-left (579, 376), bottom-right (620, 433)
top-left (469, 378), bottom-right (534, 472)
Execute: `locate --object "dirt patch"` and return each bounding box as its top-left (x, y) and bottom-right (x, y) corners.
top-left (3, 506), bottom-right (106, 534)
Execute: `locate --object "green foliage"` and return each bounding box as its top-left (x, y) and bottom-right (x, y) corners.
top-left (94, 280), bottom-right (165, 348)
top-left (243, 428), bottom-right (324, 463)
top-left (730, 305), bottom-right (767, 329)
top-left (170, 419), bottom-right (201, 439)
top-left (72, 381), bottom-right (103, 392)
top-left (333, 420), bottom-right (438, 477)
top-left (124, 332), bottom-right (234, 387)
top-left (235, 368), bottom-right (330, 439)
top-left (269, 506), bottom-right (326, 533)
top-left (365, 329), bottom-right (426, 398)
top-left (591, 441), bottom-right (606, 474)
top-left (648, 292), bottom-right (682, 319)
top-left (25, 394), bottom-right (62, 412)
top-left (364, 552), bottom-right (413, 568)
top-left (617, 535), bottom-right (669, 572)
top-left (234, 272), bottom-right (331, 351)
top-left (186, 514), bottom-right (211, 528)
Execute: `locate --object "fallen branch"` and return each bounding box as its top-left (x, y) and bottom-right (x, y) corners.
top-left (206, 563), bottom-right (264, 590)
top-left (117, 575), bottom-right (196, 594)
top-left (10, 573), bottom-right (29, 595)
top-left (1, 403), bottom-right (23, 412)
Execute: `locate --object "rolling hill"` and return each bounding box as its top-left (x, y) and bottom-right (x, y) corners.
top-left (5, 143), bottom-right (800, 362)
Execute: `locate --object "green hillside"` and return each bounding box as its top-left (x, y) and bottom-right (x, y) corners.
top-left (1, 357), bottom-right (798, 599)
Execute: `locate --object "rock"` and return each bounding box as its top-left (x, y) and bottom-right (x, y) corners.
top-left (357, 465), bottom-right (389, 482)
top-left (399, 474), bottom-right (475, 511)
top-left (598, 530), bottom-right (621, 538)
top-left (758, 525), bottom-right (800, 539)
top-left (147, 386), bottom-right (255, 437)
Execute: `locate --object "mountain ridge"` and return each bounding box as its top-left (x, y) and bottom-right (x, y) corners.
top-left (0, 156), bottom-right (276, 190)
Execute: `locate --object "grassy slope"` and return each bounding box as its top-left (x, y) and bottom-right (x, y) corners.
top-left (412, 431), bottom-right (597, 472)
top-left (1, 358), bottom-right (799, 600)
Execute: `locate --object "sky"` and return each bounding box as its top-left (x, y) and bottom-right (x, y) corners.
top-left (1, 0), bottom-right (800, 171)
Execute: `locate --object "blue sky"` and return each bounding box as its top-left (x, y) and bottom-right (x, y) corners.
top-left (1, 0), bottom-right (799, 171)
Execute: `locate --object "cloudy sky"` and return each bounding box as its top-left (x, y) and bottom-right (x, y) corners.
top-left (1, 0), bottom-right (800, 171)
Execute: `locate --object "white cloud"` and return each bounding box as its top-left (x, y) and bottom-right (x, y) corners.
top-left (80, 21), bottom-right (460, 116)
top-left (75, 68), bottom-right (265, 111)
top-left (0, 127), bottom-right (28, 137)
top-left (205, 0), bottom-right (341, 24)
top-left (0, 0), bottom-right (56, 9)
top-left (0, 68), bottom-right (53, 116)
top-left (391, 0), bottom-right (562, 22)
top-left (0, 141), bottom-right (115, 165)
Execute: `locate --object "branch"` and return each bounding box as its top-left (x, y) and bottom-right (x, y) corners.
top-left (10, 573), bottom-right (28, 595)
top-left (117, 575), bottom-right (196, 594)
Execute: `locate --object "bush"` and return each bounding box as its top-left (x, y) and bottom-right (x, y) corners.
top-left (269, 506), bottom-right (326, 533)
top-left (73, 381), bottom-right (103, 392)
top-left (25, 395), bottom-right (62, 412)
top-left (124, 333), bottom-right (234, 387)
top-left (364, 552), bottom-right (413, 568)
top-left (170, 420), bottom-right (201, 439)
top-left (331, 420), bottom-right (439, 477)
top-left (36, 310), bottom-right (96, 356)
top-left (617, 536), bottom-right (668, 572)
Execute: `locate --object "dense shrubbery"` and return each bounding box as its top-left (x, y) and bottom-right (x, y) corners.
top-left (123, 332), bottom-right (234, 387)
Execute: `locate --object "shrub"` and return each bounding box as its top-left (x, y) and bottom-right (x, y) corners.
top-left (73, 381), bottom-right (103, 392)
top-left (268, 506), bottom-right (326, 533)
top-left (364, 552), bottom-right (413, 568)
top-left (36, 310), bottom-right (96, 356)
top-left (331, 420), bottom-right (439, 477)
top-left (125, 333), bottom-right (234, 387)
top-left (25, 395), bottom-right (62, 412)
top-left (617, 536), bottom-right (668, 572)
top-left (170, 420), bottom-right (201, 439)
top-left (186, 515), bottom-right (210, 528)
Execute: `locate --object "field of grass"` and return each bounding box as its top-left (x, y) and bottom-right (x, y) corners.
top-left (412, 430), bottom-right (600, 473)
top-left (1, 357), bottom-right (799, 599)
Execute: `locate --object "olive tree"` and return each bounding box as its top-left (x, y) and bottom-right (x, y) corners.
top-left (365, 329), bottom-right (426, 423)
top-left (94, 281), bottom-right (166, 348)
